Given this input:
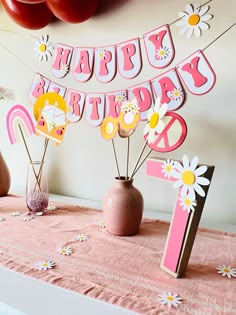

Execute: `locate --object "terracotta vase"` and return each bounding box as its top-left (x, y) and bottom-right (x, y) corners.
top-left (103, 177), bottom-right (144, 236)
top-left (0, 151), bottom-right (11, 197)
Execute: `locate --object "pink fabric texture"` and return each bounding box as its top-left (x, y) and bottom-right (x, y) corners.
top-left (0, 195), bottom-right (235, 314)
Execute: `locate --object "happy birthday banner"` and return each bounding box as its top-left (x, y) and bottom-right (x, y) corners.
top-left (29, 49), bottom-right (216, 126)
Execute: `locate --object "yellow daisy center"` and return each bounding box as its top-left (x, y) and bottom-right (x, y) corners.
top-left (42, 262), bottom-right (48, 267)
top-left (165, 165), bottom-right (172, 172)
top-left (224, 268), bottom-right (230, 273)
top-left (182, 170), bottom-right (195, 185)
top-left (40, 44), bottom-right (47, 53)
top-left (174, 90), bottom-right (180, 97)
top-left (184, 198), bottom-right (191, 206)
top-left (159, 49), bottom-right (165, 56)
top-left (105, 122), bottom-right (114, 135)
top-left (61, 249), bottom-right (66, 253)
top-left (149, 112), bottom-right (159, 129)
top-left (188, 14), bottom-right (200, 26)
top-left (167, 296), bottom-right (174, 301)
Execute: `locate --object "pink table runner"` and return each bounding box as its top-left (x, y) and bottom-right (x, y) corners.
top-left (0, 195), bottom-right (235, 314)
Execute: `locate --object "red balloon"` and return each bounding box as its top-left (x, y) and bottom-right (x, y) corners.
top-left (1, 0), bottom-right (54, 30)
top-left (46, 0), bottom-right (100, 23)
top-left (16, 0), bottom-right (45, 3)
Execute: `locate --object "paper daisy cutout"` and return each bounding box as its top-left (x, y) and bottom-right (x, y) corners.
top-left (216, 265), bottom-right (236, 278)
top-left (121, 99), bottom-right (139, 113)
top-left (0, 217), bottom-right (6, 222)
top-left (11, 211), bottom-right (22, 217)
top-left (47, 204), bottom-right (58, 211)
top-left (115, 92), bottom-right (126, 103)
top-left (57, 246), bottom-right (73, 256)
top-left (143, 97), bottom-right (167, 144)
top-left (22, 213), bottom-right (34, 221)
top-left (172, 155), bottom-right (210, 199)
top-left (97, 221), bottom-right (106, 229)
top-left (119, 100), bottom-right (140, 133)
top-left (156, 46), bottom-right (170, 60)
top-left (98, 48), bottom-right (106, 59)
top-left (161, 159), bottom-right (175, 179)
top-left (34, 35), bottom-right (54, 62)
top-left (100, 116), bottom-right (119, 141)
top-left (176, 3), bottom-right (213, 39)
top-left (169, 87), bottom-right (184, 101)
top-left (159, 292), bottom-right (182, 307)
top-left (74, 233), bottom-right (89, 242)
top-left (35, 260), bottom-right (56, 271)
top-left (179, 194), bottom-right (197, 213)
top-left (59, 64), bottom-right (69, 76)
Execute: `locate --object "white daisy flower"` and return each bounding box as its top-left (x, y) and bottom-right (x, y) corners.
top-left (121, 99), bottom-right (139, 113)
top-left (176, 3), bottom-right (213, 39)
top-left (0, 217), bottom-right (6, 222)
top-left (57, 246), bottom-right (73, 256)
top-left (11, 211), bottom-right (22, 217)
top-left (161, 159), bottom-right (175, 179)
top-left (97, 222), bottom-right (106, 229)
top-left (74, 233), bottom-right (89, 242)
top-left (179, 194), bottom-right (197, 213)
top-left (159, 291), bottom-right (182, 307)
top-left (34, 35), bottom-right (54, 62)
top-left (22, 214), bottom-right (34, 221)
top-left (47, 204), bottom-right (58, 211)
top-left (143, 97), bottom-right (167, 144)
top-left (169, 88), bottom-right (184, 101)
top-left (156, 46), bottom-right (170, 60)
top-left (59, 64), bottom-right (69, 75)
top-left (35, 260), bottom-right (56, 271)
top-left (115, 92), bottom-right (126, 103)
top-left (172, 155), bottom-right (210, 200)
top-left (216, 265), bottom-right (236, 278)
top-left (97, 48), bottom-right (106, 60)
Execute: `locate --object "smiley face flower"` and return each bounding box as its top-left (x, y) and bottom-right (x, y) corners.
top-left (143, 97), bottom-right (167, 144)
top-left (172, 155), bottom-right (210, 199)
top-left (176, 3), bottom-right (213, 39)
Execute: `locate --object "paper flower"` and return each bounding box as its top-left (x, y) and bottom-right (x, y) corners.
top-left (35, 260), bottom-right (56, 271)
top-left (169, 87), bottom-right (184, 101)
top-left (216, 265), bottom-right (236, 278)
top-left (97, 48), bottom-right (106, 60)
top-left (34, 35), bottom-right (54, 62)
top-left (143, 97), bottom-right (167, 144)
top-left (119, 100), bottom-right (140, 133)
top-left (22, 213), bottom-right (34, 221)
top-left (115, 92), bottom-right (126, 103)
top-left (74, 233), bottom-right (89, 242)
top-left (159, 292), bottom-right (182, 307)
top-left (179, 194), bottom-right (197, 213)
top-left (176, 3), bottom-right (213, 39)
top-left (57, 246), bottom-right (73, 256)
top-left (172, 155), bottom-right (210, 199)
top-left (0, 217), bottom-right (6, 222)
top-left (59, 64), bottom-right (69, 76)
top-left (11, 211), bottom-right (22, 217)
top-left (100, 116), bottom-right (119, 140)
top-left (97, 221), bottom-right (106, 228)
top-left (156, 46), bottom-right (170, 60)
top-left (161, 159), bottom-right (175, 179)
top-left (47, 204), bottom-right (58, 211)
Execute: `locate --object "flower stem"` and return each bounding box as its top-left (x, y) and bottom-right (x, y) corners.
top-left (126, 137), bottom-right (130, 180)
top-left (112, 139), bottom-right (121, 179)
top-left (130, 139), bottom-right (148, 180)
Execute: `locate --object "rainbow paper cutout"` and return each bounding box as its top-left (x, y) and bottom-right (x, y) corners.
top-left (6, 104), bottom-right (35, 145)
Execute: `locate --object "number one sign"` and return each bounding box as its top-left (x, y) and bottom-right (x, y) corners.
top-left (146, 156), bottom-right (214, 278)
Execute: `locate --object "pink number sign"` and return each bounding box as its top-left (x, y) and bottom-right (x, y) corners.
top-left (146, 156), bottom-right (214, 278)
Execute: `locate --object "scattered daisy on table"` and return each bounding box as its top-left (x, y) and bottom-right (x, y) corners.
top-left (35, 260), bottom-right (56, 271)
top-left (158, 291), bottom-right (182, 307)
top-left (216, 265), bottom-right (236, 278)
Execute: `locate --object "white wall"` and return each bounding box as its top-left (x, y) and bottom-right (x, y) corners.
top-left (0, 0), bottom-right (235, 225)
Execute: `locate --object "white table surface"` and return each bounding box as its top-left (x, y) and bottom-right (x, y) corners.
top-left (0, 193), bottom-right (235, 315)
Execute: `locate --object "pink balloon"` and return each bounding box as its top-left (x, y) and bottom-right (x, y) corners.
top-left (1, 0), bottom-right (54, 30)
top-left (46, 0), bottom-right (100, 23)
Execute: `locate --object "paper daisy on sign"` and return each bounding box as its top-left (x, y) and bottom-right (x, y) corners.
top-left (98, 48), bottom-right (106, 60)
top-left (59, 64), bottom-right (69, 76)
top-left (35, 260), bottom-right (56, 271)
top-left (159, 292), bottom-right (182, 307)
top-left (156, 46), bottom-right (170, 60)
top-left (11, 211), bottom-right (22, 217)
top-left (57, 246), bottom-right (73, 256)
top-left (74, 233), bottom-right (89, 242)
top-left (176, 3), bottom-right (213, 39)
top-left (161, 159), bottom-right (175, 179)
top-left (179, 194), bottom-right (197, 213)
top-left (34, 35), bottom-right (54, 62)
top-left (172, 155), bottom-right (210, 199)
top-left (115, 92), bottom-right (126, 103)
top-left (216, 265), bottom-right (236, 278)
top-left (97, 221), bottom-right (106, 229)
top-left (143, 97), bottom-right (168, 144)
top-left (169, 87), bottom-right (184, 101)
top-left (0, 217), bottom-right (6, 222)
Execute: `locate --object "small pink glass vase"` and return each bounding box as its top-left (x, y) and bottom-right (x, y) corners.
top-left (103, 177), bottom-right (143, 236)
top-left (26, 161), bottom-right (48, 216)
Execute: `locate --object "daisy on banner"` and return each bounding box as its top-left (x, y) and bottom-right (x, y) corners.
top-left (34, 35), bottom-right (54, 62)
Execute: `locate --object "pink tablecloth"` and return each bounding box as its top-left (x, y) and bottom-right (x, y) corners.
top-left (0, 195), bottom-right (235, 314)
